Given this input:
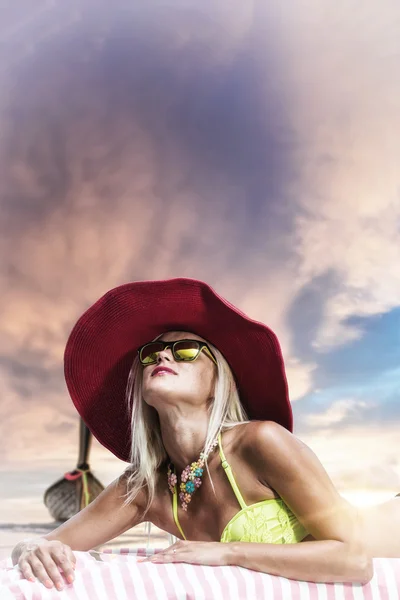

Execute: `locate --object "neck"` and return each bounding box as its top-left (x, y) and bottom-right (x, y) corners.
top-left (158, 407), bottom-right (211, 472)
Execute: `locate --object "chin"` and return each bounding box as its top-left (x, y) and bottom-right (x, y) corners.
top-left (146, 377), bottom-right (177, 389)
top-left (143, 382), bottom-right (178, 402)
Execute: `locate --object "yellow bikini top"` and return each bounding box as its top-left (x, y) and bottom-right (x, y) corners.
top-left (172, 432), bottom-right (308, 544)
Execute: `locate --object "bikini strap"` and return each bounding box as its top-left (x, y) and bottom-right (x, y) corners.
top-left (218, 432), bottom-right (247, 510)
top-left (172, 484), bottom-right (187, 540)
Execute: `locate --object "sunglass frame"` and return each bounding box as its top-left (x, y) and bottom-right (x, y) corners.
top-left (138, 339), bottom-right (217, 365)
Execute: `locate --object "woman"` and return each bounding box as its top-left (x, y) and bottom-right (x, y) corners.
top-left (11, 278), bottom-right (400, 592)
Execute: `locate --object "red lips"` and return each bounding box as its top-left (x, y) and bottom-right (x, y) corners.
top-left (151, 366), bottom-right (177, 376)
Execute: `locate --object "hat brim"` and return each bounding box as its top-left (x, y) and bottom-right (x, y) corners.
top-left (64, 278), bottom-right (292, 462)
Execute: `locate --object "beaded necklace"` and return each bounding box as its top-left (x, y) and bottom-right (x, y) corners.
top-left (167, 436), bottom-right (219, 511)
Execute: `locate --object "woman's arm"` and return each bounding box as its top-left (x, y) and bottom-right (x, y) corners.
top-left (152, 534), bottom-right (371, 584)
top-left (150, 421), bottom-right (372, 584)
top-left (12, 472), bottom-right (145, 589)
top-left (42, 473), bottom-right (144, 551)
top-left (224, 537), bottom-right (371, 584)
top-left (228, 421), bottom-right (372, 583)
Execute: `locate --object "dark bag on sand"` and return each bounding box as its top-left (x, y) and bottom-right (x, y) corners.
top-left (44, 419), bottom-right (105, 521)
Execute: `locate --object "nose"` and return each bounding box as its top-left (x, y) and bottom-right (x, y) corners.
top-left (156, 347), bottom-right (173, 363)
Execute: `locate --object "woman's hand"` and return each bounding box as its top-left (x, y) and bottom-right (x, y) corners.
top-left (143, 540), bottom-right (229, 566)
top-left (12, 537), bottom-right (76, 591)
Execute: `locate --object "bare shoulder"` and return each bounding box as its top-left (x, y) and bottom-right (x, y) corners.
top-left (239, 420), bottom-right (306, 462)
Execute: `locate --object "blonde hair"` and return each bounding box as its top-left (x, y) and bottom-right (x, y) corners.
top-left (120, 332), bottom-right (249, 517)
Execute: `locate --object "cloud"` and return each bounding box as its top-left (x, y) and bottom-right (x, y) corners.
top-left (306, 398), bottom-right (373, 428)
top-left (282, 1), bottom-right (400, 351)
top-left (284, 358), bottom-right (317, 402)
top-left (301, 424), bottom-right (400, 491)
top-left (295, 363), bottom-right (400, 428)
top-left (0, 0), bottom-right (294, 308)
top-left (0, 0), bottom-right (399, 490)
top-left (0, 0), bottom-right (299, 463)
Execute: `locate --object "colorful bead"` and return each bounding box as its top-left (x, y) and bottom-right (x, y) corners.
top-left (185, 481), bottom-right (195, 493)
top-left (167, 434), bottom-right (219, 512)
top-left (167, 464), bottom-right (177, 494)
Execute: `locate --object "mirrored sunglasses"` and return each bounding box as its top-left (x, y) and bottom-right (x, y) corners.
top-left (138, 339), bottom-right (217, 366)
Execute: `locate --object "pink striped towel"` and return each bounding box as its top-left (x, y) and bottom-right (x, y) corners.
top-left (1, 547), bottom-right (399, 599)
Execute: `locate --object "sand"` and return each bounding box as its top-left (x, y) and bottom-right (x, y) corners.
top-left (0, 463), bottom-right (171, 561)
top-left (0, 523), bottom-right (170, 561)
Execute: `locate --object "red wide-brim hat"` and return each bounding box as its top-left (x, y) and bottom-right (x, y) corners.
top-left (64, 278), bottom-right (292, 462)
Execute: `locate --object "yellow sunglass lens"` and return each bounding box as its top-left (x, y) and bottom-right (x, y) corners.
top-left (139, 340), bottom-right (214, 364)
top-left (142, 353), bottom-right (158, 364)
top-left (175, 348), bottom-right (199, 360)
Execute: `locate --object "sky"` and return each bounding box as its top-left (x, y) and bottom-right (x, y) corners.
top-left (0, 0), bottom-right (399, 505)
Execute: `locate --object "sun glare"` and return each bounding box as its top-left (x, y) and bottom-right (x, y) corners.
top-left (340, 489), bottom-right (398, 507)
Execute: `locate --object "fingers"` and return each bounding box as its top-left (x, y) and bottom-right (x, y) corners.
top-left (18, 542), bottom-right (76, 590)
top-left (17, 559), bottom-right (36, 583)
top-left (54, 550), bottom-right (76, 585)
top-left (147, 540), bottom-right (188, 563)
top-left (23, 555), bottom-right (63, 590)
top-left (142, 549), bottom-right (174, 563)
top-left (68, 547), bottom-right (77, 569)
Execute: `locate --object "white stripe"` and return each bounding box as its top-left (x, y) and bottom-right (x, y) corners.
top-left (201, 565), bottom-right (225, 599)
top-left (126, 562), bottom-right (148, 599)
top-left (86, 562), bottom-right (110, 600)
top-left (298, 579), bottom-right (312, 600)
top-left (333, 581), bottom-right (346, 600)
top-left (380, 559), bottom-right (399, 600)
top-left (353, 584), bottom-right (368, 600)
top-left (163, 563), bottom-right (189, 599)
top-left (70, 566), bottom-right (91, 600)
top-left (259, 570), bottom-right (274, 600)
top-left (210, 565), bottom-right (240, 600)
top-left (316, 581), bottom-right (328, 600)
top-left (369, 559), bottom-right (381, 600)
top-left (237, 565), bottom-right (258, 598)
top-left (33, 580), bottom-right (54, 600)
top-left (109, 563), bottom-right (129, 600)
top-left (279, 576), bottom-right (295, 600)
top-left (144, 563), bottom-right (169, 600)
top-left (181, 563), bottom-right (206, 600)
top-left (16, 579), bottom-right (35, 600)
top-left (0, 586), bottom-right (15, 600)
